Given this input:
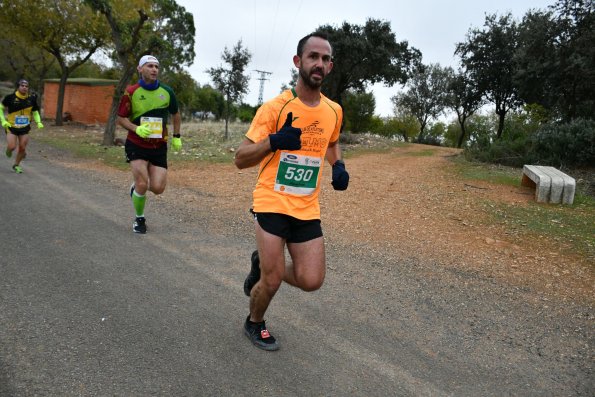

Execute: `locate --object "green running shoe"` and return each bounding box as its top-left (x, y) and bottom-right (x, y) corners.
top-left (12, 165), bottom-right (22, 173)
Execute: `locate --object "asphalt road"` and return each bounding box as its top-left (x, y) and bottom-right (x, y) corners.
top-left (0, 142), bottom-right (592, 396)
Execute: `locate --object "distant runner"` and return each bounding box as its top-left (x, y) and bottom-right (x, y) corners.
top-left (117, 55), bottom-right (182, 234)
top-left (1, 79), bottom-right (44, 173)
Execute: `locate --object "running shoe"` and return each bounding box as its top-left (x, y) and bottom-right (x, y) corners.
top-left (12, 165), bottom-right (22, 174)
top-left (244, 316), bottom-right (279, 351)
top-left (5, 148), bottom-right (11, 158)
top-left (243, 250), bottom-right (260, 296)
top-left (133, 216), bottom-right (147, 234)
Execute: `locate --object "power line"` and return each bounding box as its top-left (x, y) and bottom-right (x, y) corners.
top-left (254, 69), bottom-right (272, 105)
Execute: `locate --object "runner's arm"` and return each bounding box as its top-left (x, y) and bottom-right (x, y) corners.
top-left (171, 112), bottom-right (181, 135)
top-left (116, 116), bottom-right (138, 133)
top-left (325, 139), bottom-right (343, 165)
top-left (0, 104), bottom-right (7, 123)
top-left (234, 137), bottom-right (273, 169)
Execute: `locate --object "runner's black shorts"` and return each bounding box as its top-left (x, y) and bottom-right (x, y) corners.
top-left (125, 140), bottom-right (168, 169)
top-left (6, 127), bottom-right (29, 136)
top-left (252, 211), bottom-right (323, 243)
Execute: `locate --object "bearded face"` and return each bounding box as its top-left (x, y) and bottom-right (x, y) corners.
top-left (299, 65), bottom-right (326, 89)
top-left (295, 36), bottom-right (333, 90)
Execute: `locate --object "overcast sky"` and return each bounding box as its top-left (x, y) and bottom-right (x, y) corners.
top-left (177, 0), bottom-right (554, 116)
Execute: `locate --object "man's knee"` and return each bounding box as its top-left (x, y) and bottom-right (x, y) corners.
top-left (150, 184), bottom-right (166, 195)
top-left (260, 272), bottom-right (283, 293)
top-left (135, 180), bottom-right (149, 192)
top-left (298, 275), bottom-right (325, 292)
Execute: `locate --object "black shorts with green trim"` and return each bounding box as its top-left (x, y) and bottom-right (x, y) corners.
top-left (125, 140), bottom-right (167, 169)
top-left (252, 211), bottom-right (322, 243)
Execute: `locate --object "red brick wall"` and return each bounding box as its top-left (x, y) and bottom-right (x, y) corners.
top-left (43, 81), bottom-right (116, 124)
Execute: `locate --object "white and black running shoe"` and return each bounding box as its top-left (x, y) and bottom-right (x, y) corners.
top-left (133, 216), bottom-right (147, 234)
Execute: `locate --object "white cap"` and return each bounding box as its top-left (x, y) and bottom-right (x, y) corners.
top-left (138, 55), bottom-right (159, 68)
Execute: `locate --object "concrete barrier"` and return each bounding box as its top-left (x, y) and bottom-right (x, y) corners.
top-left (521, 165), bottom-right (576, 205)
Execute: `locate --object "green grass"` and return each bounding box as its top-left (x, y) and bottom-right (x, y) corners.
top-left (450, 156), bottom-right (595, 260)
top-left (492, 202), bottom-right (594, 255)
top-left (451, 155), bottom-right (521, 186)
top-left (35, 132), bottom-right (129, 170)
top-left (35, 121), bottom-right (249, 167)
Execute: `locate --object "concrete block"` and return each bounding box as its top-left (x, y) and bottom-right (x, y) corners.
top-left (521, 165), bottom-right (575, 205)
top-left (522, 165), bottom-right (551, 203)
top-left (543, 166), bottom-right (576, 205)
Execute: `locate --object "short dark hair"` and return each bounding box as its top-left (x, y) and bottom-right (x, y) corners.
top-left (297, 31), bottom-right (332, 57)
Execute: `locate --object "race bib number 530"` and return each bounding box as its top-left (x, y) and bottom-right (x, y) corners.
top-left (274, 152), bottom-right (322, 195)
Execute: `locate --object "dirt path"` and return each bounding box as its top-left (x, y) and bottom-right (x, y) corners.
top-left (319, 145), bottom-right (594, 305)
top-left (43, 133), bottom-right (593, 306)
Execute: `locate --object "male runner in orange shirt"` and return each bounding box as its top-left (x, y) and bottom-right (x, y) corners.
top-left (234, 32), bottom-right (350, 351)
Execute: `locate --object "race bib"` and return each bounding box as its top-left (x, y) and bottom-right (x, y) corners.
top-left (274, 152), bottom-right (322, 195)
top-left (15, 115), bottom-right (29, 127)
top-left (140, 116), bottom-right (163, 138)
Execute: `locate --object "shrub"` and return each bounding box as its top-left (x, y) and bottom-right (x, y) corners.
top-left (414, 134), bottom-right (442, 146)
top-left (528, 118), bottom-right (595, 168)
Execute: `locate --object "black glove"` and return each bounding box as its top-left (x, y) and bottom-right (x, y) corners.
top-left (269, 112), bottom-right (301, 151)
top-left (331, 160), bottom-right (349, 190)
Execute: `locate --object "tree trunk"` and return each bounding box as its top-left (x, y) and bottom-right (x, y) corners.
top-left (102, 67), bottom-right (134, 146)
top-left (416, 120), bottom-right (427, 142)
top-left (456, 113), bottom-right (468, 148)
top-left (457, 124), bottom-right (467, 148)
top-left (55, 70), bottom-right (69, 126)
top-left (224, 96), bottom-right (230, 140)
top-left (102, 101), bottom-right (120, 146)
top-left (496, 109), bottom-right (506, 139)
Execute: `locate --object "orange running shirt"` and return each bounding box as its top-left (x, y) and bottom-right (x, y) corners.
top-left (246, 89), bottom-right (343, 220)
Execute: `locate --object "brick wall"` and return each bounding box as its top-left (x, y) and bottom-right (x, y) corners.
top-left (43, 79), bottom-right (118, 125)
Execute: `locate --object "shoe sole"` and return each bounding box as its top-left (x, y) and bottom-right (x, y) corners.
top-left (243, 328), bottom-right (279, 351)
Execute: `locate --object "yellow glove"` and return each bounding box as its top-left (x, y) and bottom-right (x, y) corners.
top-left (135, 123), bottom-right (152, 138)
top-left (37, 122), bottom-right (44, 129)
top-left (1, 120), bottom-right (11, 128)
top-left (171, 136), bottom-right (182, 152)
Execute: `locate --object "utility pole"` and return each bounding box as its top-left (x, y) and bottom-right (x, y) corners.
top-left (254, 69), bottom-right (272, 105)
